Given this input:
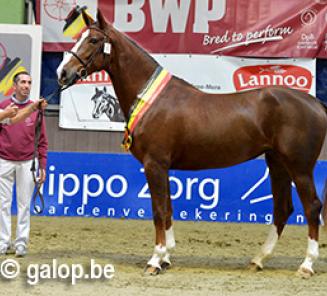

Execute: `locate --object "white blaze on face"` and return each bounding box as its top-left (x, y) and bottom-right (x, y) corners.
top-left (56, 29), bottom-right (90, 80)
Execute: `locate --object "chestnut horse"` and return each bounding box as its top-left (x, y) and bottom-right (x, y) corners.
top-left (57, 10), bottom-right (327, 278)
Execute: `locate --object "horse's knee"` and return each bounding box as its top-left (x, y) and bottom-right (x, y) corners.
top-left (153, 211), bottom-right (166, 225)
top-left (301, 198), bottom-right (321, 221)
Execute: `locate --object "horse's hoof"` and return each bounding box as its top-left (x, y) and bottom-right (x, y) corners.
top-left (160, 261), bottom-right (171, 273)
top-left (296, 267), bottom-right (314, 279)
top-left (248, 262), bottom-right (263, 272)
top-left (143, 265), bottom-right (161, 276)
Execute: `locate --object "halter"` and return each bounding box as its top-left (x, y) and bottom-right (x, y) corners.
top-left (67, 26), bottom-right (110, 80)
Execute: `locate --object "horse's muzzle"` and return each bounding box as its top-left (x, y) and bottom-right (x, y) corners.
top-left (58, 70), bottom-right (80, 87)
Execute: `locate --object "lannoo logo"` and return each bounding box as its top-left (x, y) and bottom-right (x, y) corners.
top-left (233, 65), bottom-right (312, 93)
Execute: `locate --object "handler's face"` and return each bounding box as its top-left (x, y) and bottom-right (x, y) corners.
top-left (14, 74), bottom-right (32, 101)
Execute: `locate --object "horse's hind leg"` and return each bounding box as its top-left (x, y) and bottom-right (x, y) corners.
top-left (251, 152), bottom-right (293, 270)
top-left (291, 172), bottom-right (321, 278)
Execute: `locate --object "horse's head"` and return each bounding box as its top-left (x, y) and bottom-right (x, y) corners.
top-left (91, 86), bottom-right (109, 119)
top-left (57, 9), bottom-right (111, 87)
top-left (57, 8), bottom-right (159, 119)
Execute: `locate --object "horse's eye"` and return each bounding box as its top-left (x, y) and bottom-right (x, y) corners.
top-left (90, 38), bottom-right (98, 44)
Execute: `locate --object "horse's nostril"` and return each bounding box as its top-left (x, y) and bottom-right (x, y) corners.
top-left (60, 69), bottom-right (67, 80)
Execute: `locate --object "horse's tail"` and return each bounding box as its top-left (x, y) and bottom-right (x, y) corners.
top-left (321, 180), bottom-right (327, 228)
top-left (322, 102), bottom-right (327, 114)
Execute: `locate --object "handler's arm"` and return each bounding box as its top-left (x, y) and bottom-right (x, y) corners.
top-left (9, 98), bottom-right (47, 124)
top-left (0, 103), bottom-right (19, 122)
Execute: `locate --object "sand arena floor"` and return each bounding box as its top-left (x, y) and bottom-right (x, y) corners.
top-left (1, 216), bottom-right (327, 295)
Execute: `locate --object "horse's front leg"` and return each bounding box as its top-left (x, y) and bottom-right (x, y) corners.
top-left (161, 178), bottom-right (175, 271)
top-left (143, 159), bottom-right (171, 275)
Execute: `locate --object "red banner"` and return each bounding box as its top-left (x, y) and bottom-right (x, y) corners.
top-left (233, 65), bottom-right (313, 93)
top-left (37, 0), bottom-right (327, 58)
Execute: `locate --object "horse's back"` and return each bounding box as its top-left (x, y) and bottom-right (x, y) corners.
top-left (134, 79), bottom-right (327, 170)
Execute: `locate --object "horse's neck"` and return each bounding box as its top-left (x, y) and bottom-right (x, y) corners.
top-left (108, 30), bottom-right (157, 118)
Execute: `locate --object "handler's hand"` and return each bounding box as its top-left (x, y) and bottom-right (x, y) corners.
top-left (38, 169), bottom-right (46, 184)
top-left (31, 98), bottom-right (48, 111)
top-left (4, 103), bottom-right (19, 118)
top-left (39, 97), bottom-right (48, 110)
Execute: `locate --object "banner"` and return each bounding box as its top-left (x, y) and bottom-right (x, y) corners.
top-left (0, 25), bottom-right (42, 102)
top-left (59, 55), bottom-right (315, 131)
top-left (36, 0), bottom-right (327, 58)
top-left (17, 152), bottom-right (326, 225)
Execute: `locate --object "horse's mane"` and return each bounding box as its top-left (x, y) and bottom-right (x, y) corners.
top-left (125, 36), bottom-right (159, 66)
top-left (106, 23), bottom-right (159, 67)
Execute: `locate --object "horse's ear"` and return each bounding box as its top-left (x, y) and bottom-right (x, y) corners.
top-left (82, 9), bottom-right (91, 27)
top-left (103, 86), bottom-right (107, 92)
top-left (97, 9), bottom-right (108, 30)
top-left (95, 87), bottom-right (99, 93)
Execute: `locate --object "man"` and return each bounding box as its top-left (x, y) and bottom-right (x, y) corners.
top-left (0, 71), bottom-right (48, 257)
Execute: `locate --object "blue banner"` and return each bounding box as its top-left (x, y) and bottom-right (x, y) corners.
top-left (14, 152), bottom-right (327, 224)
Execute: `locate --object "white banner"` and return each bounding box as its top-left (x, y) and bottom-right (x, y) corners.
top-left (59, 55), bottom-right (315, 131)
top-left (0, 25), bottom-right (42, 102)
top-left (39, 0), bottom-right (97, 44)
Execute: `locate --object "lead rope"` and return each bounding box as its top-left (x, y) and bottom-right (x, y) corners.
top-left (30, 106), bottom-right (45, 214)
top-left (30, 83), bottom-right (75, 214)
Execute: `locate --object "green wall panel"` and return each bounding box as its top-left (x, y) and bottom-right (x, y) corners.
top-left (0, 0), bottom-right (25, 24)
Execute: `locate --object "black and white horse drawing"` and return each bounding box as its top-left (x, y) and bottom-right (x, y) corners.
top-left (91, 86), bottom-right (124, 122)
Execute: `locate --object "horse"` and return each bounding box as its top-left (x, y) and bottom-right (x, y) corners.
top-left (57, 10), bottom-right (327, 278)
top-left (91, 86), bottom-right (124, 122)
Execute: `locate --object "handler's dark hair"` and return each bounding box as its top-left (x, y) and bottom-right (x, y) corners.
top-left (13, 71), bottom-right (30, 84)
